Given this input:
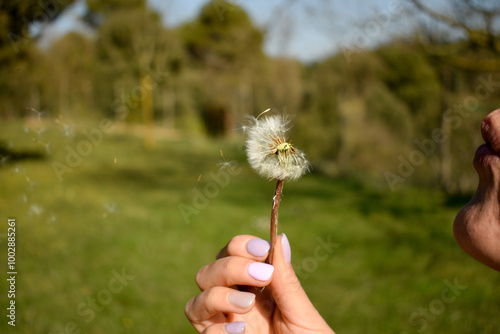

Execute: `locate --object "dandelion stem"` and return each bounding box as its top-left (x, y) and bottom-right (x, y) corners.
top-left (266, 178), bottom-right (284, 265)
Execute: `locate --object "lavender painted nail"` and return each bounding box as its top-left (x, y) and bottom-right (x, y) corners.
top-left (246, 238), bottom-right (270, 257)
top-left (281, 233), bottom-right (292, 263)
top-left (225, 321), bottom-right (245, 334)
top-left (248, 262), bottom-right (274, 281)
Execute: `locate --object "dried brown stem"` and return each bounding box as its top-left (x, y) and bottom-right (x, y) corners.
top-left (266, 179), bottom-right (284, 265)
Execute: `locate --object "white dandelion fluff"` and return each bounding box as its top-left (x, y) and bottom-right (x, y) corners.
top-left (245, 114), bottom-right (310, 181)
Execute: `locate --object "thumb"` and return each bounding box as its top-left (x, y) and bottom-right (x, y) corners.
top-left (270, 234), bottom-right (330, 326)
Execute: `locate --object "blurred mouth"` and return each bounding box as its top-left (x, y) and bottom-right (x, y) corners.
top-left (474, 143), bottom-right (500, 168)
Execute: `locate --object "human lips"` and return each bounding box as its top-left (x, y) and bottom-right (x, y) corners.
top-left (473, 143), bottom-right (500, 170)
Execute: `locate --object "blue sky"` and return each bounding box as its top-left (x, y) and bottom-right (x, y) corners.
top-left (149, 0), bottom-right (407, 62)
top-left (44, 0), bottom-right (411, 62)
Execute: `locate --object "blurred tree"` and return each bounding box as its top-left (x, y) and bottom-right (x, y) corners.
top-left (266, 58), bottom-right (303, 112)
top-left (297, 49), bottom-right (420, 179)
top-left (0, 0), bottom-right (76, 118)
top-left (180, 0), bottom-right (264, 136)
top-left (407, 0), bottom-right (500, 192)
top-left (84, 0), bottom-right (146, 27)
top-left (94, 2), bottom-right (175, 148)
top-left (1, 0), bottom-right (76, 53)
top-left (375, 45), bottom-right (441, 133)
top-left (295, 56), bottom-right (342, 173)
top-left (42, 32), bottom-right (96, 119)
top-left (408, 0), bottom-right (500, 71)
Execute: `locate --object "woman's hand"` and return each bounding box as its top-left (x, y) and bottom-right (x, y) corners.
top-left (185, 234), bottom-right (335, 333)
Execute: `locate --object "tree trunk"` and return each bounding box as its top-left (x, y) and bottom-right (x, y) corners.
top-left (141, 73), bottom-right (155, 149)
top-left (59, 76), bottom-right (69, 118)
top-left (162, 83), bottom-right (176, 130)
top-left (440, 108), bottom-right (452, 193)
top-left (439, 71), bottom-right (452, 193)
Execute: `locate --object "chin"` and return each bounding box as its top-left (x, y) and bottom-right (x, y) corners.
top-left (453, 145), bottom-right (500, 272)
top-left (453, 203), bottom-right (500, 272)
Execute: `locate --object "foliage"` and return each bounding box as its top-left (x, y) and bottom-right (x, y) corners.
top-left (180, 0), bottom-right (265, 136)
top-left (0, 0), bottom-right (76, 118)
top-left (376, 45), bottom-right (442, 133)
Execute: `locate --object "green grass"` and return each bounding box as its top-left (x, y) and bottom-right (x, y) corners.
top-left (1, 119), bottom-right (499, 334)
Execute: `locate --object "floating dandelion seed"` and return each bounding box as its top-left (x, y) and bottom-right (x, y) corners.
top-left (34, 128), bottom-right (45, 138)
top-left (103, 202), bottom-right (118, 218)
top-left (25, 176), bottom-right (37, 191)
top-left (12, 166), bottom-right (24, 175)
top-left (0, 155), bottom-right (9, 166)
top-left (217, 149), bottom-right (238, 171)
top-left (28, 204), bottom-right (43, 216)
top-left (33, 138), bottom-right (51, 154)
top-left (26, 107), bottom-right (47, 121)
top-left (55, 118), bottom-right (74, 138)
top-left (48, 213), bottom-right (57, 223)
top-left (25, 126), bottom-right (46, 138)
top-left (244, 110), bottom-right (310, 264)
top-left (63, 125), bottom-right (73, 137)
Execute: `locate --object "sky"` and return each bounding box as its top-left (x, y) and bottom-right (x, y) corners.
top-left (43, 0), bottom-right (413, 63)
top-left (150, 0), bottom-right (413, 62)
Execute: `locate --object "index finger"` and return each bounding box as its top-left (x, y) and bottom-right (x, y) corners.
top-left (216, 235), bottom-right (270, 261)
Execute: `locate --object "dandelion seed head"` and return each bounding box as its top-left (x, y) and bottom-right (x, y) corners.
top-left (245, 113), bottom-right (310, 180)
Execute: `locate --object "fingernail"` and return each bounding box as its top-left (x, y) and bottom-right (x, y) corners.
top-left (281, 233), bottom-right (291, 263)
top-left (228, 291), bottom-right (255, 308)
top-left (248, 262), bottom-right (274, 281)
top-left (225, 321), bottom-right (245, 334)
top-left (246, 238), bottom-right (270, 257)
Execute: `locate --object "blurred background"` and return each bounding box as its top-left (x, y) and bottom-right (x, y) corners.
top-left (1, 0), bottom-right (500, 333)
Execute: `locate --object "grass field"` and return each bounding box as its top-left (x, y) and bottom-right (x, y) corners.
top-left (1, 119), bottom-right (500, 334)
